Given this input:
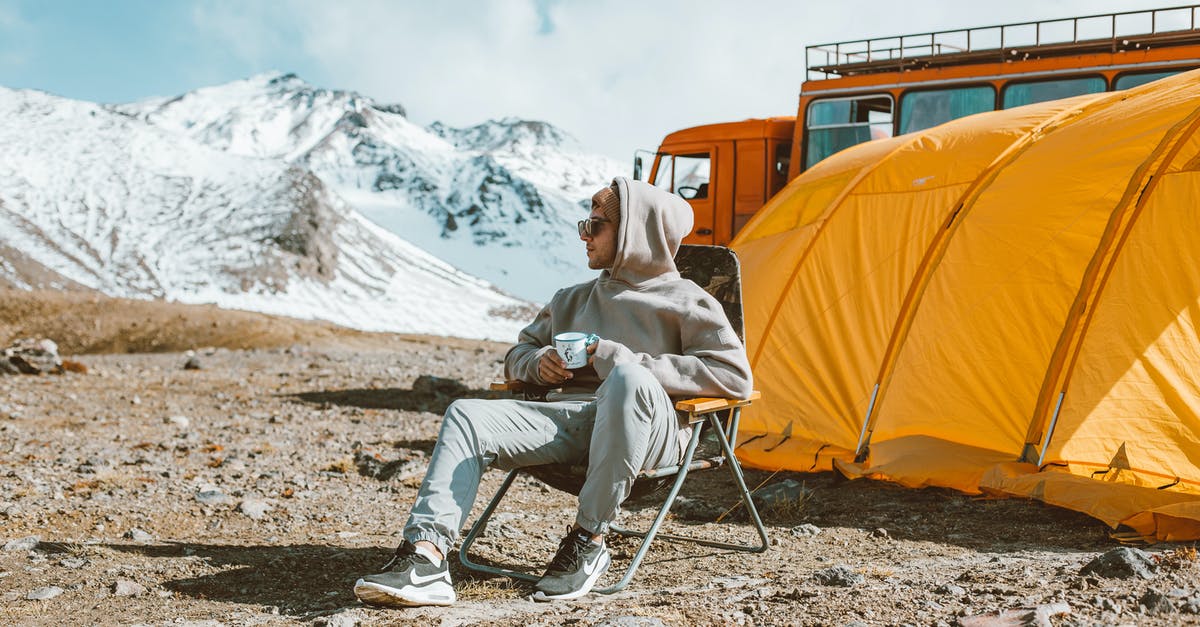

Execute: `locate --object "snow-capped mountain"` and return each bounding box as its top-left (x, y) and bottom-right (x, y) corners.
top-left (0, 73), bottom-right (627, 340)
top-left (121, 73), bottom-right (625, 301)
top-left (0, 86), bottom-right (539, 340)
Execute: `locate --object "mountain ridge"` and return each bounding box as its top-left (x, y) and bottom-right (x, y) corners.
top-left (0, 74), bottom-right (622, 340)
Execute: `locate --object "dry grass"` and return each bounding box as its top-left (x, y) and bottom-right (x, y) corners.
top-left (324, 457), bottom-right (355, 474)
top-left (456, 577), bottom-right (528, 601)
top-left (1156, 545), bottom-right (1199, 570)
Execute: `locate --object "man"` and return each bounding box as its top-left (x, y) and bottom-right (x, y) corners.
top-left (353, 177), bottom-right (753, 606)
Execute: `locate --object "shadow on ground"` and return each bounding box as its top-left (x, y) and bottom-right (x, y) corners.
top-left (105, 541), bottom-right (525, 616)
top-left (288, 386), bottom-right (501, 415)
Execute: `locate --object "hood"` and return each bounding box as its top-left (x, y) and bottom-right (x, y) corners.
top-left (605, 177), bottom-right (694, 286)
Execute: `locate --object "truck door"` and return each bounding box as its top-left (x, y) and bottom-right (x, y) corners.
top-left (651, 147), bottom-right (715, 245)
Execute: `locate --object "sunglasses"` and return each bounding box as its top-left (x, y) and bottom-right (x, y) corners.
top-left (577, 217), bottom-right (610, 237)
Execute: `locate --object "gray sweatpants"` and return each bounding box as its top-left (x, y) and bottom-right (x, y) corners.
top-left (404, 363), bottom-right (685, 558)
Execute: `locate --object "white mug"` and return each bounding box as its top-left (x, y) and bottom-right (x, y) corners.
top-left (553, 332), bottom-right (592, 369)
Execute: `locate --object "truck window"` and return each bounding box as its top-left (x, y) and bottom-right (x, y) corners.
top-left (899, 86), bottom-right (995, 134)
top-left (805, 95), bottom-right (893, 168)
top-left (771, 141), bottom-right (791, 196)
top-left (1114, 70), bottom-right (1183, 90)
top-left (654, 153), bottom-right (710, 199)
top-left (1002, 76), bottom-right (1105, 109)
top-left (652, 155), bottom-right (674, 191)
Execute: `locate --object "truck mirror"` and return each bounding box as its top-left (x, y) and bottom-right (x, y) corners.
top-left (633, 156), bottom-right (643, 181)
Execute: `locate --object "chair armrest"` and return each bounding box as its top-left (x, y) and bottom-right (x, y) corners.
top-left (490, 380), bottom-right (524, 392)
top-left (675, 390), bottom-right (761, 415)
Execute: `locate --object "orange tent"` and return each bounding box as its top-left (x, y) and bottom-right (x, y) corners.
top-left (731, 70), bottom-right (1200, 541)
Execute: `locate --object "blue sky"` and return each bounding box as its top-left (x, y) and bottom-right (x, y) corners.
top-left (0, 0), bottom-right (1174, 161)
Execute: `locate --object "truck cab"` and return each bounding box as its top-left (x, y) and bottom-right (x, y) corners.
top-left (635, 118), bottom-right (794, 245)
top-left (638, 5), bottom-right (1200, 246)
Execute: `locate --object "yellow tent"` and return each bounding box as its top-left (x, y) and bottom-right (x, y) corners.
top-left (731, 69), bottom-right (1200, 542)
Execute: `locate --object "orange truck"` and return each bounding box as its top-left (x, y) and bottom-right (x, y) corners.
top-left (635, 4), bottom-right (1200, 245)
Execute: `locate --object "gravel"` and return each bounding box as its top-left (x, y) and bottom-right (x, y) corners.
top-left (1, 300), bottom-right (1199, 625)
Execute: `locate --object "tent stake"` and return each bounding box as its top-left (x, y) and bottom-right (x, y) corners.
top-left (1037, 392), bottom-right (1065, 467)
top-left (854, 383), bottom-right (880, 461)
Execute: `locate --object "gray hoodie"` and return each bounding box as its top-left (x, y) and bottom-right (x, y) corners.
top-left (504, 177), bottom-right (753, 401)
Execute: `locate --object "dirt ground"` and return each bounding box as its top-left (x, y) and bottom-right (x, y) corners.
top-left (1, 290), bottom-right (1198, 626)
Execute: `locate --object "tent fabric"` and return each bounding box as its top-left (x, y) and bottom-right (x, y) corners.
top-left (731, 70), bottom-right (1200, 541)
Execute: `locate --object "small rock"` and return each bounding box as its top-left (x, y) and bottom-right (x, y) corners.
top-left (936, 583), bottom-right (966, 597)
top-left (958, 602), bottom-right (1071, 627)
top-left (811, 565), bottom-right (864, 587)
top-left (1141, 589), bottom-right (1175, 614)
top-left (1080, 547), bottom-right (1157, 580)
top-left (2, 338), bottom-right (62, 374)
top-left (789, 523), bottom-right (821, 537)
top-left (3, 536), bottom-right (40, 552)
top-left (183, 356), bottom-right (202, 370)
top-left (164, 415), bottom-right (190, 428)
top-left (195, 489), bottom-right (229, 506)
top-left (711, 576), bottom-right (771, 589)
top-left (871, 527), bottom-right (889, 539)
top-left (124, 528), bottom-right (153, 543)
top-left (595, 617), bottom-right (668, 627)
top-left (314, 610), bottom-right (363, 627)
top-left (59, 557), bottom-right (87, 569)
top-left (27, 586), bottom-right (64, 600)
top-left (238, 499), bottom-right (272, 521)
top-left (752, 479), bottom-right (809, 510)
top-left (112, 579), bottom-right (147, 597)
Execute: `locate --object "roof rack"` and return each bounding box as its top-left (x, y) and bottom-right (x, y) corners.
top-left (807, 4), bottom-right (1200, 80)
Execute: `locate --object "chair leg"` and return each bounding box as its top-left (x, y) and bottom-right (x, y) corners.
top-left (457, 468), bottom-right (542, 583)
top-left (608, 409), bottom-right (769, 558)
top-left (458, 408), bottom-right (770, 594)
top-left (595, 412), bottom-right (707, 593)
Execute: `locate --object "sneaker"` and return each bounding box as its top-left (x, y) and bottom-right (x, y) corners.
top-left (353, 540), bottom-right (456, 607)
top-left (531, 527), bottom-right (611, 601)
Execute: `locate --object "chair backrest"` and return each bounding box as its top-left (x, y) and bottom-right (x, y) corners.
top-left (674, 244), bottom-right (744, 343)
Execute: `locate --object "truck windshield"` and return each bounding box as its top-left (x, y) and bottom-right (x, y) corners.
top-left (653, 153), bottom-right (711, 199)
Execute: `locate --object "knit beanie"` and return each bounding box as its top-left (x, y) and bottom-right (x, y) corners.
top-left (592, 184), bottom-right (621, 226)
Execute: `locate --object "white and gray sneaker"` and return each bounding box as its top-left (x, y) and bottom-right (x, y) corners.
top-left (532, 527), bottom-right (611, 601)
top-left (353, 540), bottom-right (456, 607)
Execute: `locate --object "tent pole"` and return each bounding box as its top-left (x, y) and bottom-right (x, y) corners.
top-left (854, 384), bottom-right (880, 462)
top-left (1037, 391), bottom-right (1065, 467)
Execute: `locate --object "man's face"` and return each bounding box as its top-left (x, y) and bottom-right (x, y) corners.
top-left (581, 206), bottom-right (617, 270)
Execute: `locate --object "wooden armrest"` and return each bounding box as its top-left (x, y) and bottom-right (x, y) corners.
top-left (490, 380), bottom-right (524, 392)
top-left (675, 390), bottom-right (760, 414)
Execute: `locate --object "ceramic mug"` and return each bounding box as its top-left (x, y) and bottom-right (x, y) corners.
top-left (553, 332), bottom-right (595, 369)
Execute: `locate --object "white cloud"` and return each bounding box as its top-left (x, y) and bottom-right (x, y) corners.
top-left (188, 0), bottom-right (1175, 162)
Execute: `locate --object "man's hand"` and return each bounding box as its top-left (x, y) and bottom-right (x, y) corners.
top-left (537, 349), bottom-right (573, 385)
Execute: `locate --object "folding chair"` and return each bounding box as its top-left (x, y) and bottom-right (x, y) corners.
top-left (458, 244), bottom-right (768, 593)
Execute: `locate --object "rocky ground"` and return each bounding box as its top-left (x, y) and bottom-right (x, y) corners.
top-left (1, 289), bottom-right (1199, 627)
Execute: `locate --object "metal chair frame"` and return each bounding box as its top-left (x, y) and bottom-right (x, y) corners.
top-left (458, 244), bottom-right (768, 593)
top-left (458, 392), bottom-right (767, 593)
